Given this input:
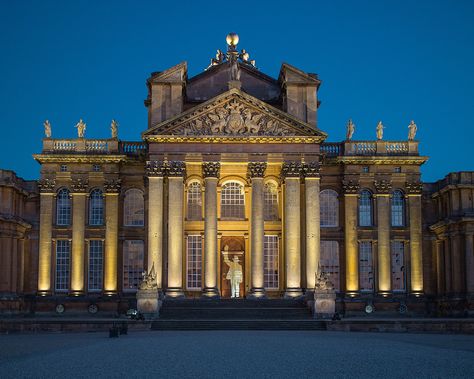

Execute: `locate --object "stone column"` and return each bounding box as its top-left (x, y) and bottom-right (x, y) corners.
top-left (407, 181), bottom-right (423, 294)
top-left (343, 180), bottom-right (360, 294)
top-left (451, 233), bottom-right (463, 294)
top-left (104, 179), bottom-right (121, 295)
top-left (71, 178), bottom-right (88, 295)
top-left (282, 162), bottom-right (303, 298)
top-left (202, 162), bottom-right (220, 298)
top-left (146, 161), bottom-right (165, 289)
top-left (166, 161), bottom-right (186, 298)
top-left (248, 162), bottom-right (267, 299)
top-left (303, 162), bottom-right (320, 290)
top-left (435, 239), bottom-right (445, 295)
top-left (37, 179), bottom-right (55, 295)
top-left (465, 232), bottom-right (474, 294)
top-left (375, 180), bottom-right (392, 294)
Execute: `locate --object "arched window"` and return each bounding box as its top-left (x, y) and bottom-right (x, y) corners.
top-left (89, 189), bottom-right (104, 225)
top-left (56, 188), bottom-right (71, 226)
top-left (359, 190), bottom-right (373, 227)
top-left (123, 189), bottom-right (144, 226)
top-left (264, 182), bottom-right (279, 221)
top-left (391, 190), bottom-right (405, 227)
top-left (221, 181), bottom-right (245, 219)
top-left (320, 189), bottom-right (339, 227)
top-left (187, 182), bottom-right (202, 220)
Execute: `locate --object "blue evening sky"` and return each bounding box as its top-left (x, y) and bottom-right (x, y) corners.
top-left (0, 0), bottom-right (473, 181)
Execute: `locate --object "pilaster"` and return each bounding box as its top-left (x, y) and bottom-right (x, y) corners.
top-left (375, 180), bottom-right (392, 294)
top-left (343, 180), bottom-right (359, 294)
top-left (406, 181), bottom-right (423, 294)
top-left (104, 179), bottom-right (121, 295)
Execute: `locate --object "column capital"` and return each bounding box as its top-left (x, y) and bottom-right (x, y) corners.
top-left (406, 181), bottom-right (423, 194)
top-left (167, 160), bottom-right (186, 178)
top-left (71, 178), bottom-right (88, 193)
top-left (38, 178), bottom-right (56, 193)
top-left (281, 161), bottom-right (303, 180)
top-left (247, 162), bottom-right (267, 178)
top-left (374, 179), bottom-right (392, 194)
top-left (302, 161), bottom-right (320, 178)
top-left (104, 179), bottom-right (122, 193)
top-left (342, 179), bottom-right (360, 194)
top-left (202, 162), bottom-right (221, 178)
top-left (146, 160), bottom-right (166, 177)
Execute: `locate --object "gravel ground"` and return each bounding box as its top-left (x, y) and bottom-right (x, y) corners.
top-left (0, 331), bottom-right (473, 378)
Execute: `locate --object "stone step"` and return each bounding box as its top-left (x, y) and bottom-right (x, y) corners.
top-left (160, 307), bottom-right (312, 319)
top-left (161, 299), bottom-right (307, 309)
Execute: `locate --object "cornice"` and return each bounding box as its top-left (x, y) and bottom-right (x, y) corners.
top-left (145, 136), bottom-right (323, 144)
top-left (33, 154), bottom-right (127, 164)
top-left (333, 156), bottom-right (428, 165)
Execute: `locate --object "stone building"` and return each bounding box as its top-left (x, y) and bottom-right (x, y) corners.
top-left (0, 34), bottom-right (472, 316)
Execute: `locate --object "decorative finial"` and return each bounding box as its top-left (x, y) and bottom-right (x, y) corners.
top-left (111, 119), bottom-right (118, 139)
top-left (226, 32), bottom-right (239, 50)
top-left (43, 120), bottom-right (52, 138)
top-left (346, 119), bottom-right (355, 140)
top-left (208, 33), bottom-right (256, 70)
top-left (75, 119), bottom-right (86, 138)
top-left (408, 120), bottom-right (417, 141)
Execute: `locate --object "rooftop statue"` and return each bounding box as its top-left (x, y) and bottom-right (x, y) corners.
top-left (376, 121), bottom-right (384, 140)
top-left (43, 120), bottom-right (51, 138)
top-left (408, 120), bottom-right (417, 141)
top-left (207, 33), bottom-right (257, 71)
top-left (346, 119), bottom-right (355, 140)
top-left (111, 119), bottom-right (118, 139)
top-left (75, 119), bottom-right (86, 138)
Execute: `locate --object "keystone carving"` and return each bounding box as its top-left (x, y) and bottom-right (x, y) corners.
top-left (38, 178), bottom-right (56, 193)
top-left (202, 162), bottom-right (221, 178)
top-left (342, 180), bottom-right (360, 194)
top-left (281, 161), bottom-right (303, 179)
top-left (104, 179), bottom-right (122, 193)
top-left (247, 162), bottom-right (267, 178)
top-left (406, 181), bottom-right (423, 194)
top-left (302, 161), bottom-right (320, 178)
top-left (71, 178), bottom-right (88, 193)
top-left (374, 180), bottom-right (392, 194)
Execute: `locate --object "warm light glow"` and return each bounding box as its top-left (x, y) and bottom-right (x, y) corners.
top-left (226, 32), bottom-right (239, 47)
top-left (104, 193), bottom-right (119, 293)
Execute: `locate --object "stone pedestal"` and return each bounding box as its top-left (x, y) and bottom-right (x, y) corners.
top-left (136, 289), bottom-right (161, 319)
top-left (313, 290), bottom-right (336, 319)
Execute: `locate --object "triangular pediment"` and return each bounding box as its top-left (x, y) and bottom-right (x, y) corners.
top-left (143, 88), bottom-right (327, 140)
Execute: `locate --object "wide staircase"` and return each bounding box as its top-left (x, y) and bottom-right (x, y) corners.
top-left (151, 298), bottom-right (327, 331)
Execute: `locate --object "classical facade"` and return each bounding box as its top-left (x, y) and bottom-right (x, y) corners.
top-left (1, 34), bottom-right (473, 316)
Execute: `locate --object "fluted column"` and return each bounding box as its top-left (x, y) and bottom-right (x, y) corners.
top-left (248, 162), bottom-right (267, 299)
top-left (303, 162), bottom-right (320, 290)
top-left (146, 161), bottom-right (165, 289)
top-left (343, 180), bottom-right (360, 294)
top-left (202, 162), bottom-right (220, 298)
top-left (37, 179), bottom-right (55, 295)
top-left (71, 178), bottom-right (88, 295)
top-left (104, 179), bottom-right (120, 295)
top-left (375, 180), bottom-right (392, 294)
top-left (407, 181), bottom-right (423, 294)
top-left (465, 232), bottom-right (474, 294)
top-left (282, 162), bottom-right (303, 298)
top-left (166, 161), bottom-right (186, 298)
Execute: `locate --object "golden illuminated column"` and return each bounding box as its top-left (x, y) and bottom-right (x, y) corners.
top-left (465, 230), bottom-right (474, 294)
top-left (202, 162), bottom-right (220, 298)
top-left (248, 162), bottom-right (267, 298)
top-left (166, 161), bottom-right (186, 298)
top-left (407, 181), bottom-right (423, 294)
top-left (104, 179), bottom-right (121, 295)
top-left (146, 161), bottom-right (165, 289)
top-left (375, 180), bottom-right (392, 294)
top-left (303, 162), bottom-right (320, 290)
top-left (282, 162), bottom-right (303, 298)
top-left (343, 180), bottom-right (360, 294)
top-left (37, 179), bottom-right (56, 295)
top-left (70, 178), bottom-right (88, 295)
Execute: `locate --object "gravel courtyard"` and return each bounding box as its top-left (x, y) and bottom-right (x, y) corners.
top-left (1, 331), bottom-right (473, 378)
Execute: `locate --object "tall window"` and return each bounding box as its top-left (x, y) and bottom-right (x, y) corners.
top-left (56, 188), bottom-right (71, 226)
top-left (264, 183), bottom-right (279, 220)
top-left (320, 241), bottom-right (340, 290)
top-left (89, 189), bottom-right (104, 225)
top-left (186, 235), bottom-right (202, 290)
top-left (187, 182), bottom-right (202, 220)
top-left (391, 241), bottom-right (405, 291)
top-left (320, 189), bottom-right (339, 227)
top-left (221, 181), bottom-right (245, 219)
top-left (359, 241), bottom-right (374, 291)
top-left (264, 235), bottom-right (279, 289)
top-left (88, 240), bottom-right (104, 292)
top-left (123, 240), bottom-right (144, 291)
top-left (359, 190), bottom-right (373, 227)
top-left (391, 190), bottom-right (405, 227)
top-left (55, 240), bottom-right (70, 292)
top-left (124, 189), bottom-right (144, 226)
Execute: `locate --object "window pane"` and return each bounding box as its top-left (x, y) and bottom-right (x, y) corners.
top-left (89, 189), bottom-right (104, 225)
top-left (359, 190), bottom-right (373, 227)
top-left (320, 241), bottom-right (340, 290)
top-left (264, 235), bottom-right (279, 289)
top-left (359, 241), bottom-right (374, 291)
top-left (264, 183), bottom-right (279, 221)
top-left (186, 235), bottom-right (202, 290)
top-left (56, 189), bottom-right (71, 226)
top-left (55, 240), bottom-right (70, 292)
top-left (221, 182), bottom-right (245, 219)
top-left (123, 240), bottom-right (144, 291)
top-left (88, 240), bottom-right (104, 291)
top-left (391, 241), bottom-right (405, 291)
top-left (391, 190), bottom-right (405, 227)
top-left (124, 189), bottom-right (144, 226)
top-left (320, 189), bottom-right (339, 227)
top-left (187, 182), bottom-right (202, 220)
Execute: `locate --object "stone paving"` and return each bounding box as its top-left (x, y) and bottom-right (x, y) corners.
top-left (0, 331), bottom-right (473, 378)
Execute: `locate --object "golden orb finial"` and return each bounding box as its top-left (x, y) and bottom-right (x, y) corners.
top-left (226, 32), bottom-right (239, 47)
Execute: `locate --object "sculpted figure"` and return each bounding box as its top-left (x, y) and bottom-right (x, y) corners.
top-left (240, 49), bottom-right (250, 63)
top-left (139, 263), bottom-right (157, 290)
top-left (44, 120), bottom-right (52, 138)
top-left (111, 119), bottom-right (118, 139)
top-left (346, 119), bottom-right (355, 140)
top-left (376, 121), bottom-right (384, 140)
top-left (75, 119), bottom-right (86, 138)
top-left (229, 56), bottom-right (241, 81)
top-left (408, 120), bottom-right (417, 140)
top-left (223, 249), bottom-right (243, 298)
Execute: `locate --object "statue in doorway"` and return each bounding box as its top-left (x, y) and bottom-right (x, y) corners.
top-left (223, 246), bottom-right (243, 298)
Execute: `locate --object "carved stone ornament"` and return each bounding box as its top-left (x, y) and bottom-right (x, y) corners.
top-left (202, 162), bottom-right (221, 178)
top-left (146, 160), bottom-right (167, 177)
top-left (342, 180), bottom-right (360, 194)
top-left (139, 263), bottom-right (158, 291)
top-left (104, 179), bottom-right (122, 193)
top-left (314, 266), bottom-right (335, 292)
top-left (71, 178), bottom-right (88, 193)
top-left (281, 161), bottom-right (303, 179)
top-left (38, 178), bottom-right (56, 193)
top-left (302, 161), bottom-right (320, 178)
top-left (374, 180), bottom-right (392, 194)
top-left (406, 181), bottom-right (423, 194)
top-left (167, 161), bottom-right (186, 177)
top-left (247, 162), bottom-right (267, 178)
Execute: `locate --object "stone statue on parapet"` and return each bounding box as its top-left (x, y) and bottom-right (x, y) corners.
top-left (44, 120), bottom-right (52, 138)
top-left (211, 49), bottom-right (225, 66)
top-left (376, 121), bottom-right (384, 140)
top-left (346, 119), bottom-right (355, 140)
top-left (75, 119), bottom-right (86, 138)
top-left (408, 120), bottom-right (417, 141)
top-left (111, 119), bottom-right (118, 139)
top-left (139, 263), bottom-right (158, 290)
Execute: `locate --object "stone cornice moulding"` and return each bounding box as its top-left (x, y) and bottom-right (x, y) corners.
top-left (330, 156), bottom-right (429, 165)
top-left (145, 136), bottom-right (321, 144)
top-left (33, 154), bottom-right (127, 164)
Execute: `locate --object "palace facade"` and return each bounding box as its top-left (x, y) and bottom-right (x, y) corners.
top-left (1, 35), bottom-right (473, 316)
